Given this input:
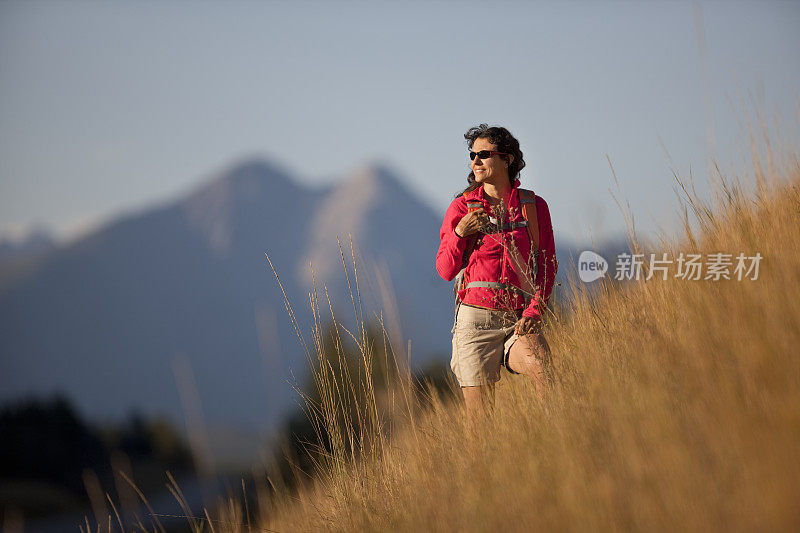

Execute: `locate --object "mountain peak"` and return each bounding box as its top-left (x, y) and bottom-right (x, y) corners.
top-left (345, 161), bottom-right (402, 187)
top-left (334, 161), bottom-right (421, 207)
top-left (185, 156), bottom-right (303, 207)
top-left (208, 157), bottom-right (295, 194)
top-left (182, 157), bottom-right (303, 256)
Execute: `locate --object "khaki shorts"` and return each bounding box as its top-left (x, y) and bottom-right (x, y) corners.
top-left (450, 304), bottom-right (521, 387)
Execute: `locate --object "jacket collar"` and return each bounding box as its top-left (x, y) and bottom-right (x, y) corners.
top-left (464, 179), bottom-right (522, 207)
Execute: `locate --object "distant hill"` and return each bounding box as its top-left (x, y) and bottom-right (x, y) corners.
top-left (0, 228), bottom-right (56, 292)
top-left (0, 228), bottom-right (55, 262)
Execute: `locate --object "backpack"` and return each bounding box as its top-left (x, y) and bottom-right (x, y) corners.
top-left (453, 188), bottom-right (540, 300)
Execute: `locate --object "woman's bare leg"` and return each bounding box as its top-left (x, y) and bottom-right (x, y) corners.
top-left (461, 384), bottom-right (494, 420)
top-left (507, 333), bottom-right (551, 394)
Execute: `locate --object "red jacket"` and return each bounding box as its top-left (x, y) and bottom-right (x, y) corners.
top-left (436, 179), bottom-right (557, 320)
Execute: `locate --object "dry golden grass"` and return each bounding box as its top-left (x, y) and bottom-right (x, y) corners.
top-left (203, 140), bottom-right (800, 532)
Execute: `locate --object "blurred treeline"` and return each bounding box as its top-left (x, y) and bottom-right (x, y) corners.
top-left (0, 395), bottom-right (193, 519)
top-left (0, 321), bottom-right (454, 523)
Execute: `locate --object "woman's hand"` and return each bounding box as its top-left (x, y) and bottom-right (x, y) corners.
top-left (455, 208), bottom-right (488, 238)
top-left (514, 316), bottom-right (542, 336)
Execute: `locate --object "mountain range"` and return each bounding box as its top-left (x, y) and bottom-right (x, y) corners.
top-left (0, 158), bottom-right (620, 463)
top-left (0, 160), bottom-right (460, 461)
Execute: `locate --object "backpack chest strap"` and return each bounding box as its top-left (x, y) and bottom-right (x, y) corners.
top-left (486, 217), bottom-right (528, 232)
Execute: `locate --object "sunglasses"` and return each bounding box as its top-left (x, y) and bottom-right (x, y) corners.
top-left (469, 150), bottom-right (508, 161)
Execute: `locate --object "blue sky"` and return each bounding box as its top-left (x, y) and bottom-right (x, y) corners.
top-left (1, 0), bottom-right (798, 245)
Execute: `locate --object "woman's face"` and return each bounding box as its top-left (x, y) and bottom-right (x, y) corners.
top-left (470, 137), bottom-right (511, 186)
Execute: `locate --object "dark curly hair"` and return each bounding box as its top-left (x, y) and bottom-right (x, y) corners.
top-left (458, 123), bottom-right (526, 196)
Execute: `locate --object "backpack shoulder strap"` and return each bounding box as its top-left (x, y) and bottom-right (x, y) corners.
top-left (454, 193), bottom-right (481, 298)
top-left (464, 193), bottom-right (483, 214)
top-left (462, 193), bottom-right (482, 266)
top-left (518, 188), bottom-right (540, 253)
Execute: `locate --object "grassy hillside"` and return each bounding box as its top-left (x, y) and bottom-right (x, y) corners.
top-left (198, 150), bottom-right (800, 532)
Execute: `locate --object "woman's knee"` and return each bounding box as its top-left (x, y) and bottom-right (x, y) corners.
top-left (509, 334), bottom-right (550, 379)
top-left (516, 356), bottom-right (546, 380)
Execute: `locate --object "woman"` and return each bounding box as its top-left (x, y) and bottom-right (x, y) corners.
top-left (436, 124), bottom-right (558, 416)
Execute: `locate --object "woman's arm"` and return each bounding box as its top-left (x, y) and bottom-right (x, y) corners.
top-left (436, 197), bottom-right (470, 281)
top-left (522, 196), bottom-right (558, 320)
